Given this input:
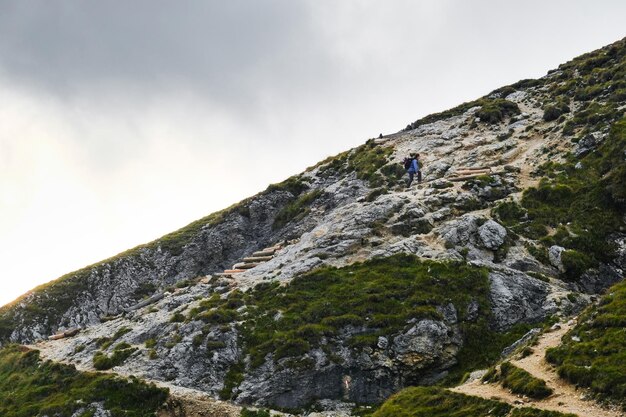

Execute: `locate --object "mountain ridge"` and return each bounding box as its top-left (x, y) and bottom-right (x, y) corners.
top-left (1, 36), bottom-right (625, 417)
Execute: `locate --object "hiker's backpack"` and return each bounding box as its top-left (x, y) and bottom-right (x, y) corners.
top-left (403, 157), bottom-right (413, 170)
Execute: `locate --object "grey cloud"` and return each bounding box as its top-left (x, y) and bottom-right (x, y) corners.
top-left (0, 1), bottom-right (340, 109)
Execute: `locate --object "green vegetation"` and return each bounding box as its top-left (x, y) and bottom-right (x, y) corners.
top-left (93, 342), bottom-right (138, 371)
top-left (404, 92), bottom-right (528, 131)
top-left (0, 345), bottom-right (167, 417)
top-left (273, 189), bottom-right (324, 229)
top-left (510, 410), bottom-right (577, 417)
top-left (371, 386), bottom-right (574, 417)
top-left (94, 326), bottom-right (131, 351)
top-left (317, 140), bottom-right (394, 188)
top-left (499, 362), bottom-right (553, 399)
top-left (170, 312), bottom-right (186, 323)
top-left (543, 99), bottom-right (570, 122)
top-left (239, 254), bottom-right (490, 367)
top-left (492, 116), bottom-right (626, 280)
top-left (219, 362), bottom-right (245, 400)
top-left (476, 99), bottom-right (520, 124)
top-left (188, 254), bottom-right (534, 387)
top-left (545, 278), bottom-right (626, 404)
top-left (372, 386), bottom-right (510, 417)
top-left (240, 408), bottom-right (271, 417)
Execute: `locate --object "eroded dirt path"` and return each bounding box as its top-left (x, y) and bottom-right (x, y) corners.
top-left (452, 320), bottom-right (625, 417)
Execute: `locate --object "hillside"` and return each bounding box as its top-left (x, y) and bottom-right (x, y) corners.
top-left (0, 37), bottom-right (625, 416)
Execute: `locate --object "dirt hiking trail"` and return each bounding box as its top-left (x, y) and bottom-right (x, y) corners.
top-left (452, 320), bottom-right (625, 417)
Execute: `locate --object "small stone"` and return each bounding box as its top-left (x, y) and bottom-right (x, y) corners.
top-left (548, 245), bottom-right (566, 272)
top-left (377, 336), bottom-right (389, 349)
top-left (550, 323), bottom-right (562, 331)
top-left (571, 335), bottom-right (581, 342)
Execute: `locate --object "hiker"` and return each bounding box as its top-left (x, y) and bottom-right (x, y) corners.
top-left (404, 153), bottom-right (422, 187)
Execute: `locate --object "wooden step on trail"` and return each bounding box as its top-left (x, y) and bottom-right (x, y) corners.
top-left (449, 173), bottom-right (492, 182)
top-left (48, 327), bottom-right (80, 341)
top-left (122, 292), bottom-right (165, 313)
top-left (232, 262), bottom-right (260, 270)
top-left (454, 168), bottom-right (491, 174)
top-left (242, 255), bottom-right (274, 263)
top-left (457, 166), bottom-right (491, 171)
top-left (219, 242), bottom-right (288, 276)
top-left (252, 250), bottom-right (276, 257)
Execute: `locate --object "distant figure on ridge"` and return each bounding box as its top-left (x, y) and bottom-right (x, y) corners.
top-left (403, 153), bottom-right (422, 187)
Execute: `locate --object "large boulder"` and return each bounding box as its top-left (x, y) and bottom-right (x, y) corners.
top-left (478, 220), bottom-right (507, 250)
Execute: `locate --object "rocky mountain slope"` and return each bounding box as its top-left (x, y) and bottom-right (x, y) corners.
top-left (1, 37), bottom-right (625, 416)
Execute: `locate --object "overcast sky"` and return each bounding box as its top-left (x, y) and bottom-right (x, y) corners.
top-left (1, 1), bottom-right (624, 307)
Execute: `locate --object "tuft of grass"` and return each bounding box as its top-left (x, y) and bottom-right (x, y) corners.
top-left (499, 362), bottom-right (553, 399)
top-left (545, 278), bottom-right (626, 403)
top-left (543, 99), bottom-right (570, 122)
top-left (93, 343), bottom-right (138, 371)
top-left (0, 345), bottom-right (167, 417)
top-left (476, 99), bottom-right (521, 124)
top-left (317, 141), bottom-right (394, 188)
top-left (273, 189), bottom-right (323, 229)
top-left (219, 362), bottom-right (245, 400)
top-left (240, 408), bottom-right (271, 417)
top-left (170, 312), bottom-right (186, 323)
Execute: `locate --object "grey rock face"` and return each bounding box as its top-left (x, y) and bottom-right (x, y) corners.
top-left (488, 269), bottom-right (555, 331)
top-left (500, 328), bottom-right (542, 358)
top-left (438, 214), bottom-right (480, 247)
top-left (575, 132), bottom-right (604, 157)
top-left (478, 220), bottom-right (507, 250)
top-left (577, 264), bottom-right (623, 294)
top-left (236, 318), bottom-right (461, 408)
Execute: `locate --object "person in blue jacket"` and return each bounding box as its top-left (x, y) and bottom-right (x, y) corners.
top-left (405, 153), bottom-right (421, 187)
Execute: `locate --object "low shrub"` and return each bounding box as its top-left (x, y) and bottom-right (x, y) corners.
top-left (476, 99), bottom-right (520, 124)
top-left (0, 345), bottom-right (167, 417)
top-left (499, 362), bottom-right (553, 399)
top-left (273, 189), bottom-right (323, 229)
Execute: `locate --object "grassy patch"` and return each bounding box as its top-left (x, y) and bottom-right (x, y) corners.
top-left (499, 362), bottom-right (553, 399)
top-left (189, 254), bottom-right (538, 385)
top-left (543, 99), bottom-right (570, 122)
top-left (510, 409), bottom-right (577, 417)
top-left (93, 342), bottom-right (138, 371)
top-left (273, 189), bottom-right (324, 229)
top-left (219, 362), bottom-right (245, 400)
top-left (317, 141), bottom-right (394, 188)
top-left (545, 278), bottom-right (626, 403)
top-left (372, 386), bottom-right (510, 417)
top-left (476, 99), bottom-right (520, 124)
top-left (240, 408), bottom-right (271, 417)
top-left (371, 386), bottom-right (575, 417)
top-left (0, 345), bottom-right (167, 417)
top-left (237, 254), bottom-right (490, 367)
top-left (404, 96), bottom-right (524, 131)
top-left (492, 117), bottom-right (626, 279)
